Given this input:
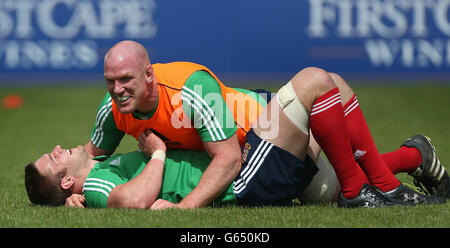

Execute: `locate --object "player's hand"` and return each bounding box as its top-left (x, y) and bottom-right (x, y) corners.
top-left (150, 199), bottom-right (179, 210)
top-left (138, 129), bottom-right (167, 154)
top-left (138, 130), bottom-right (167, 157)
top-left (65, 194), bottom-right (86, 208)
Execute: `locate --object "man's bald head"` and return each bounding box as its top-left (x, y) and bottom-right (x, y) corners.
top-left (104, 40), bottom-right (150, 70)
top-left (103, 40), bottom-right (158, 114)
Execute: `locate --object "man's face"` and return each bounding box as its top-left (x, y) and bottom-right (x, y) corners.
top-left (34, 145), bottom-right (87, 179)
top-left (104, 57), bottom-right (150, 114)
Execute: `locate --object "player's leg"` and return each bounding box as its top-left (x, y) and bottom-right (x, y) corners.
top-left (252, 89), bottom-right (309, 161)
top-left (328, 72), bottom-right (426, 175)
top-left (330, 72), bottom-right (449, 196)
top-left (329, 73), bottom-right (446, 204)
top-left (329, 72), bottom-right (422, 173)
top-left (267, 67), bottom-right (443, 206)
top-left (253, 67), bottom-right (390, 207)
top-left (328, 72), bottom-right (401, 192)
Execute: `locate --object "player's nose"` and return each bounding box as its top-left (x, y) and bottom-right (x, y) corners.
top-left (113, 81), bottom-right (125, 95)
top-left (51, 145), bottom-right (63, 155)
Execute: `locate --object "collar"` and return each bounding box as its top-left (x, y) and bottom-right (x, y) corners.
top-left (132, 94), bottom-right (159, 120)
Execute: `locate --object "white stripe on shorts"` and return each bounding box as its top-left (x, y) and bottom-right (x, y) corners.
top-left (233, 140), bottom-right (273, 194)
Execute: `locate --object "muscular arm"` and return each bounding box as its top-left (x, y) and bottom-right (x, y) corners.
top-left (107, 158), bottom-right (164, 208)
top-left (177, 134), bottom-right (242, 209)
top-left (156, 71), bottom-right (242, 209)
top-left (87, 92), bottom-right (125, 157)
top-left (108, 131), bottom-right (166, 208)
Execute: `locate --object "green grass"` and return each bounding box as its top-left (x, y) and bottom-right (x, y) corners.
top-left (0, 84), bottom-right (449, 228)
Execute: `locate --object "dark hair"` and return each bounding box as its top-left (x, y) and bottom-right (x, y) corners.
top-left (24, 162), bottom-right (69, 206)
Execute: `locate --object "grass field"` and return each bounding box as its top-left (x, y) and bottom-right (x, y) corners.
top-left (0, 83), bottom-right (449, 228)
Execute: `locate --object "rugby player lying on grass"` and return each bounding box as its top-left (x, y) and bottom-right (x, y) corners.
top-left (25, 129), bottom-right (448, 209)
top-left (24, 130), bottom-right (342, 208)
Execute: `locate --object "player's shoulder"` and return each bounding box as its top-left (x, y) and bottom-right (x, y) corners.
top-left (92, 92), bottom-right (115, 127)
top-left (84, 164), bottom-right (121, 191)
top-left (85, 155), bottom-right (127, 186)
top-left (183, 70), bottom-right (221, 98)
top-left (82, 174), bottom-right (117, 208)
top-left (99, 92), bottom-right (113, 106)
top-left (93, 92), bottom-right (113, 115)
top-left (82, 158), bottom-right (126, 208)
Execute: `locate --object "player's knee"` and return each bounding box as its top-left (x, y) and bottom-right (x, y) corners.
top-left (328, 72), bottom-right (344, 84)
top-left (291, 67), bottom-right (336, 95)
top-left (328, 72), bottom-right (355, 104)
top-left (328, 72), bottom-right (354, 96)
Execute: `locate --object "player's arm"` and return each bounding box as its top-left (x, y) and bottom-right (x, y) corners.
top-left (107, 131), bottom-right (166, 209)
top-left (86, 92), bottom-right (125, 157)
top-left (164, 71), bottom-right (241, 209)
top-left (178, 134), bottom-right (241, 209)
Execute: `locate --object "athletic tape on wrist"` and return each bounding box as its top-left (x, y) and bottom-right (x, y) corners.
top-left (151, 150), bottom-right (166, 162)
top-left (276, 81), bottom-right (310, 135)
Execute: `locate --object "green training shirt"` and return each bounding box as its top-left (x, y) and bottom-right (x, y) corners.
top-left (82, 150), bottom-right (237, 208)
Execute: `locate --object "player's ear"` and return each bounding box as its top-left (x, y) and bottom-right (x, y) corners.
top-left (145, 65), bottom-right (153, 84)
top-left (60, 176), bottom-right (75, 190)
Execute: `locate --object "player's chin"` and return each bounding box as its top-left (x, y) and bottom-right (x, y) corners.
top-left (116, 100), bottom-right (135, 113)
top-left (72, 146), bottom-right (86, 156)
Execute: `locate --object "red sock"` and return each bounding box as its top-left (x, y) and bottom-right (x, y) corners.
top-left (382, 147), bottom-right (422, 175)
top-left (310, 88), bottom-right (369, 199)
top-left (343, 94), bottom-right (400, 192)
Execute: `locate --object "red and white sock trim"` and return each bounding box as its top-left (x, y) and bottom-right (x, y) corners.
top-left (344, 95), bottom-right (359, 117)
top-left (311, 93), bottom-right (341, 116)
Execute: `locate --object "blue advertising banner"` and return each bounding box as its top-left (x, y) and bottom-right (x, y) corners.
top-left (0, 0), bottom-right (449, 84)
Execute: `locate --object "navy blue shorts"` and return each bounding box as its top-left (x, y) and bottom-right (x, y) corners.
top-left (251, 88), bottom-right (274, 104)
top-left (233, 129), bottom-right (318, 206)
